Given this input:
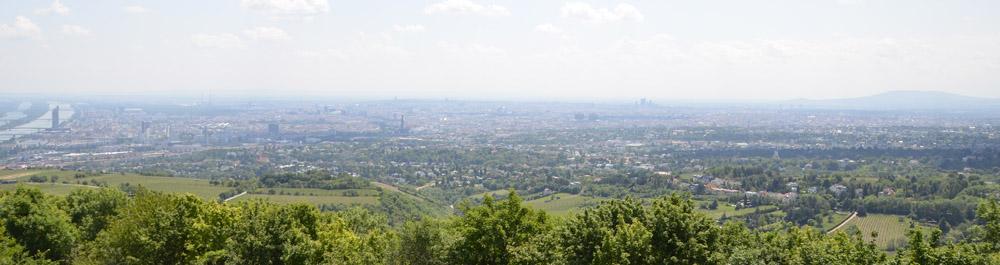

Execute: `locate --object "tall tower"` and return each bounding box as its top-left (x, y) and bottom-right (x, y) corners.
top-left (140, 121), bottom-right (151, 143)
top-left (268, 123), bottom-right (280, 136)
top-left (51, 106), bottom-right (60, 129)
top-left (399, 115), bottom-right (405, 132)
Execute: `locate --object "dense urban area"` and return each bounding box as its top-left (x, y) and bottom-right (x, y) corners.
top-left (2, 94), bottom-right (1000, 264)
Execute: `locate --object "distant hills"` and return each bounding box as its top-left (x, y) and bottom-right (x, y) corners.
top-left (791, 91), bottom-right (1000, 111)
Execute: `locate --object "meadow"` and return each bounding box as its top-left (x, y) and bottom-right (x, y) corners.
top-left (525, 192), bottom-right (602, 217)
top-left (0, 169), bottom-right (383, 206)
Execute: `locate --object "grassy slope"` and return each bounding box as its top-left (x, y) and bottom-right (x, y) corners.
top-left (525, 193), bottom-right (601, 217)
top-left (698, 204), bottom-right (779, 219)
top-left (230, 194), bottom-right (379, 205)
top-left (0, 170), bottom-right (230, 200)
top-left (0, 170), bottom-right (382, 205)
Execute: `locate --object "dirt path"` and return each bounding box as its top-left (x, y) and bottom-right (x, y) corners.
top-left (827, 212), bottom-right (858, 234)
top-left (415, 182), bottom-right (435, 191)
top-left (222, 191), bottom-right (248, 202)
top-left (0, 171), bottom-right (39, 180)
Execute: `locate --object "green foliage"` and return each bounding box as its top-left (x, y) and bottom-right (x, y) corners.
top-left (0, 186), bottom-right (77, 261)
top-left (977, 199), bottom-right (1000, 250)
top-left (724, 226), bottom-right (886, 265)
top-left (0, 225), bottom-right (58, 265)
top-left (559, 197), bottom-right (651, 264)
top-left (5, 185), bottom-right (1000, 264)
top-left (222, 200), bottom-right (324, 264)
top-left (397, 219), bottom-right (453, 265)
top-left (85, 189), bottom-right (212, 265)
top-left (894, 229), bottom-right (1000, 265)
top-left (447, 190), bottom-right (552, 265)
top-left (61, 188), bottom-right (127, 241)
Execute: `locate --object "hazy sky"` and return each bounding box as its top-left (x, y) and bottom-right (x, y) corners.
top-left (1, 0), bottom-right (999, 101)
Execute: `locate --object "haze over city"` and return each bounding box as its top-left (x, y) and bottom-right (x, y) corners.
top-left (4, 1), bottom-right (1000, 264)
top-left (3, 0), bottom-right (1000, 100)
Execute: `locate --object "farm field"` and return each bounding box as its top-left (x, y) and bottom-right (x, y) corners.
top-left (0, 169), bottom-right (406, 207)
top-left (258, 187), bottom-right (380, 197)
top-left (229, 193), bottom-right (379, 205)
top-left (0, 169), bottom-right (230, 200)
top-left (817, 212), bottom-right (852, 232)
top-left (698, 203), bottom-right (780, 219)
top-left (525, 193), bottom-right (601, 217)
top-left (0, 182), bottom-right (97, 196)
top-left (466, 189), bottom-right (511, 200)
top-left (840, 214), bottom-right (932, 251)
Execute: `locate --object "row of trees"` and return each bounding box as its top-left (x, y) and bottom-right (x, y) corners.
top-left (2, 185), bottom-right (1000, 265)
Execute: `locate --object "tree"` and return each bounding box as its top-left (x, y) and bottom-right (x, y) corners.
top-left (559, 197), bottom-right (649, 265)
top-left (85, 190), bottom-right (212, 265)
top-left (448, 190), bottom-right (552, 265)
top-left (0, 186), bottom-right (78, 262)
top-left (221, 200), bottom-right (323, 264)
top-left (645, 194), bottom-right (723, 264)
top-left (977, 199), bottom-right (1000, 250)
top-left (0, 225), bottom-right (57, 265)
top-left (61, 188), bottom-right (128, 240)
top-left (397, 219), bottom-right (452, 265)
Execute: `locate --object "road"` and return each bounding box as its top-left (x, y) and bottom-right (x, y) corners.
top-left (827, 212), bottom-right (859, 234)
top-left (0, 171), bottom-right (40, 180)
top-left (415, 182), bottom-right (435, 191)
top-left (222, 191), bottom-right (248, 202)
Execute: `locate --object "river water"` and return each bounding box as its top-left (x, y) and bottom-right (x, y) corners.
top-left (0, 102), bottom-right (75, 142)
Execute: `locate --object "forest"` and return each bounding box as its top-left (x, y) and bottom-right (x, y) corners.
top-left (2, 185), bottom-right (999, 265)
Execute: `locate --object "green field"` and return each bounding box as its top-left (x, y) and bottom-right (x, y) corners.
top-left (230, 194), bottom-right (379, 205)
top-left (698, 203), bottom-right (779, 220)
top-left (467, 189), bottom-right (511, 200)
top-left (260, 187), bottom-right (380, 197)
top-left (0, 170), bottom-right (231, 200)
top-left (817, 212), bottom-right (852, 232)
top-left (0, 169), bottom-right (387, 207)
top-left (525, 193), bottom-right (601, 217)
top-left (840, 214), bottom-right (931, 251)
top-left (0, 183), bottom-right (98, 196)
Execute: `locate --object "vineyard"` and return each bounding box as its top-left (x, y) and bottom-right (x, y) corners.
top-left (841, 214), bottom-right (930, 251)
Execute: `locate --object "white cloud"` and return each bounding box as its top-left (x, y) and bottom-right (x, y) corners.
top-left (241, 0), bottom-right (329, 17)
top-left (124, 6), bottom-right (150, 14)
top-left (561, 2), bottom-right (643, 23)
top-left (0, 16), bottom-right (42, 39)
top-left (534, 23), bottom-right (563, 34)
top-left (393, 24), bottom-right (426, 33)
top-left (470, 44), bottom-right (505, 56)
top-left (192, 33), bottom-right (245, 49)
top-left (35, 0), bottom-right (70, 16)
top-left (424, 0), bottom-right (510, 17)
top-left (243, 27), bottom-right (290, 41)
top-left (61, 25), bottom-right (91, 36)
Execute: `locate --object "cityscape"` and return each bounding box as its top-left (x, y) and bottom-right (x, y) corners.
top-left (3, 0), bottom-right (1000, 264)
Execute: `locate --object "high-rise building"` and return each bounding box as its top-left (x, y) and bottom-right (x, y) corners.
top-left (268, 123), bottom-right (280, 136)
top-left (51, 106), bottom-right (60, 129)
top-left (202, 127), bottom-right (211, 145)
top-left (140, 121), bottom-right (151, 142)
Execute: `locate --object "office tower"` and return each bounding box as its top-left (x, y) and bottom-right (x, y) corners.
top-left (140, 121), bottom-right (151, 142)
top-left (268, 123), bottom-right (280, 136)
top-left (51, 106), bottom-right (60, 129)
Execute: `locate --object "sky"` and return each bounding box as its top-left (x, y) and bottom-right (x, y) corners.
top-left (1, 0), bottom-right (999, 101)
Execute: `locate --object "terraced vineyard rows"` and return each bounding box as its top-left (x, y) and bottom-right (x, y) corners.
top-left (842, 214), bottom-right (930, 251)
